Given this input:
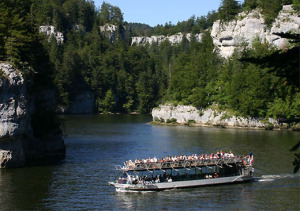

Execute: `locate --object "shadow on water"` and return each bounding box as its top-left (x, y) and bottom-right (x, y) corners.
top-left (25, 155), bottom-right (66, 167)
top-left (0, 165), bottom-right (56, 210)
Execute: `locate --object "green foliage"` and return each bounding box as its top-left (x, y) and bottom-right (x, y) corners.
top-left (98, 90), bottom-right (116, 113)
top-left (259, 0), bottom-right (283, 26)
top-left (290, 141), bottom-right (300, 173)
top-left (243, 0), bottom-right (259, 11)
top-left (3, 0), bottom-right (297, 121)
top-left (241, 0), bottom-right (294, 25)
top-left (0, 0), bottom-right (35, 64)
top-left (218, 0), bottom-right (242, 21)
top-left (267, 92), bottom-right (300, 120)
top-left (99, 2), bottom-right (123, 25)
top-left (293, 0), bottom-right (300, 11)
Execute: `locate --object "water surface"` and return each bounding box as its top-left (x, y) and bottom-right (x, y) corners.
top-left (0, 114), bottom-right (299, 210)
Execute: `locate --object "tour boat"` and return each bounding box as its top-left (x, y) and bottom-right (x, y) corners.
top-left (109, 153), bottom-right (254, 191)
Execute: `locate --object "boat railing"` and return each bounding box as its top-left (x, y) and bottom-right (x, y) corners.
top-left (122, 156), bottom-right (252, 171)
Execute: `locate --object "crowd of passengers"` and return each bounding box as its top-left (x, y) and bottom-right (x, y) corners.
top-left (125, 171), bottom-right (221, 185)
top-left (125, 151), bottom-right (235, 168)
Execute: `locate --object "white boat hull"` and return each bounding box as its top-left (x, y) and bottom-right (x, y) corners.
top-left (109, 175), bottom-right (253, 191)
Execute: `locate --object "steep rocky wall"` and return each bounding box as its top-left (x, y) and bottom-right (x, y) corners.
top-left (131, 32), bottom-right (203, 46)
top-left (152, 104), bottom-right (279, 129)
top-left (211, 5), bottom-right (300, 57)
top-left (69, 91), bottom-right (95, 114)
top-left (0, 63), bottom-right (30, 137)
top-left (39, 25), bottom-right (64, 43)
top-left (129, 5), bottom-right (299, 56)
top-left (99, 24), bottom-right (131, 43)
top-left (0, 63), bottom-right (65, 168)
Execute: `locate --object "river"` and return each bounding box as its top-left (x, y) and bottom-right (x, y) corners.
top-left (0, 114), bottom-right (299, 210)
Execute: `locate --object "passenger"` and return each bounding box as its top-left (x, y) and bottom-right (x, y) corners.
top-left (151, 175), bottom-right (154, 182)
top-left (163, 173), bottom-right (167, 181)
top-left (128, 160), bottom-right (134, 167)
top-left (204, 154), bottom-right (208, 160)
top-left (194, 154), bottom-right (198, 160)
top-left (159, 174), bottom-right (163, 182)
top-left (155, 175), bottom-right (160, 183)
top-left (217, 151), bottom-right (221, 159)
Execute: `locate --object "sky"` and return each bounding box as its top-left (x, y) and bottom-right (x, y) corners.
top-left (93, 0), bottom-right (240, 27)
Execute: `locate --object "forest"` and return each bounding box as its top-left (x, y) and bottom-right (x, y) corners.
top-left (0, 0), bottom-right (299, 122)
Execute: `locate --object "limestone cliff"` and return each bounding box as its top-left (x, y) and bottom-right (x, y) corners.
top-left (211, 5), bottom-right (300, 57)
top-left (152, 104), bottom-right (279, 129)
top-left (39, 25), bottom-right (64, 43)
top-left (129, 5), bottom-right (299, 56)
top-left (131, 32), bottom-right (203, 46)
top-left (99, 23), bottom-right (131, 43)
top-left (0, 63), bottom-right (65, 168)
top-left (68, 91), bottom-right (95, 114)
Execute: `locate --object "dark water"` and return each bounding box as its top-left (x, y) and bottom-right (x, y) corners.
top-left (0, 114), bottom-right (299, 210)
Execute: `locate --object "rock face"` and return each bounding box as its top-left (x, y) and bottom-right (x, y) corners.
top-left (0, 63), bottom-right (30, 137)
top-left (152, 104), bottom-right (279, 129)
top-left (0, 63), bottom-right (65, 168)
top-left (211, 5), bottom-right (300, 57)
top-left (39, 25), bottom-right (64, 43)
top-left (69, 91), bottom-right (95, 114)
top-left (99, 24), bottom-right (131, 43)
top-left (131, 32), bottom-right (203, 46)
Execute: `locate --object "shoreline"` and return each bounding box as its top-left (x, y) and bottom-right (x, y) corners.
top-left (149, 121), bottom-right (299, 131)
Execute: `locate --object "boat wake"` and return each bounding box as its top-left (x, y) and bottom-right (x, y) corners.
top-left (255, 173), bottom-right (300, 182)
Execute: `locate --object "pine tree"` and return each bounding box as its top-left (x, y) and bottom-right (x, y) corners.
top-left (218, 0), bottom-right (241, 21)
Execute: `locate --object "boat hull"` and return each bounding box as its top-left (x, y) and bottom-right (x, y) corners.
top-left (109, 175), bottom-right (253, 191)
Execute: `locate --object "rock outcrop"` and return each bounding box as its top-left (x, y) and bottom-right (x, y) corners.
top-left (152, 104), bottom-right (279, 129)
top-left (0, 63), bottom-right (30, 137)
top-left (0, 63), bottom-right (65, 168)
top-left (39, 25), bottom-right (64, 43)
top-left (211, 5), bottom-right (300, 57)
top-left (99, 24), bottom-right (131, 43)
top-left (69, 91), bottom-right (95, 114)
top-left (131, 32), bottom-right (203, 46)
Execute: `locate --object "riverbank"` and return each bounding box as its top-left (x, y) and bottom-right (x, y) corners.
top-left (151, 104), bottom-right (300, 131)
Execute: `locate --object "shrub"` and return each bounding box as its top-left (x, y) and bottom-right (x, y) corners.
top-left (265, 122), bottom-right (274, 130)
top-left (187, 119), bottom-right (196, 124)
top-left (171, 118), bottom-right (177, 123)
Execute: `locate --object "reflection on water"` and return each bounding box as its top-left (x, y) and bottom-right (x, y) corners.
top-left (0, 114), bottom-right (299, 210)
